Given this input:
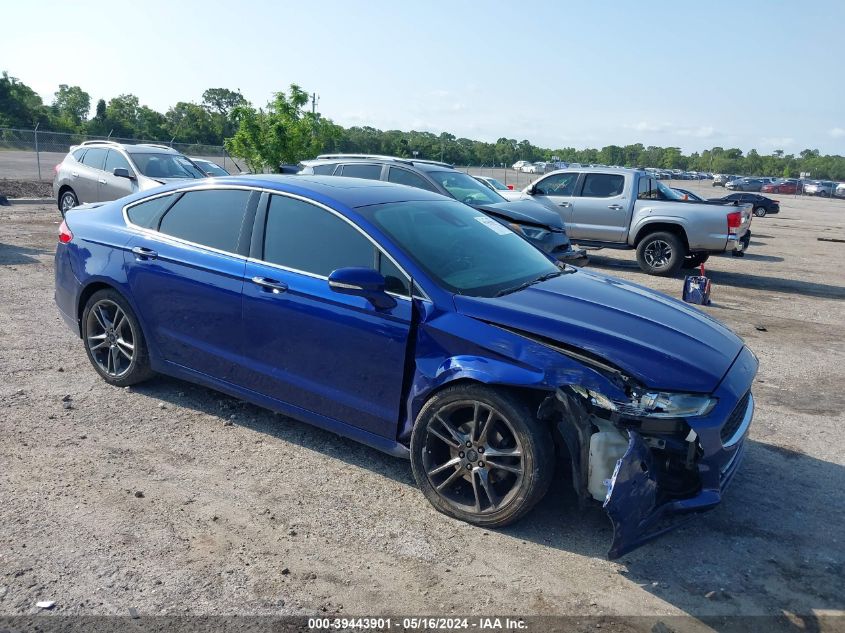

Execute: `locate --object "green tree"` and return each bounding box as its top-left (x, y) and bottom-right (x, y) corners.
top-left (52, 84), bottom-right (91, 129)
top-left (0, 71), bottom-right (48, 127)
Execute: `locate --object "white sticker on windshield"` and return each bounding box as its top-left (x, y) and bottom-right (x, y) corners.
top-left (474, 216), bottom-right (512, 235)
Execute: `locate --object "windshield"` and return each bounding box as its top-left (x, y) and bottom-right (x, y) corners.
top-left (128, 153), bottom-right (205, 179)
top-left (428, 171), bottom-right (506, 206)
top-left (359, 200), bottom-right (559, 297)
top-left (486, 178), bottom-right (508, 190)
top-left (194, 160), bottom-right (229, 176)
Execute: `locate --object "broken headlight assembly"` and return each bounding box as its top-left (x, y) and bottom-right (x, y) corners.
top-left (571, 385), bottom-right (717, 419)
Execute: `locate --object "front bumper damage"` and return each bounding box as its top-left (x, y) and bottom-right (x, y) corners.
top-left (550, 346), bottom-right (758, 559)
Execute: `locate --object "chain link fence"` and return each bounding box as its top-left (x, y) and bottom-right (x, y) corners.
top-left (0, 127), bottom-right (242, 181)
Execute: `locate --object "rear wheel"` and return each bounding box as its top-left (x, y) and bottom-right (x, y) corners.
top-left (753, 206), bottom-right (767, 217)
top-left (82, 289), bottom-right (154, 387)
top-left (410, 384), bottom-right (553, 528)
top-left (59, 189), bottom-right (78, 217)
top-left (636, 231), bottom-right (685, 276)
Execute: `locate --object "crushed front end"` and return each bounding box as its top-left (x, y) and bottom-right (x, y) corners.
top-left (549, 345), bottom-right (758, 559)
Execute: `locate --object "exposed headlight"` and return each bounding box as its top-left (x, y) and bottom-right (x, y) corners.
top-left (509, 223), bottom-right (550, 240)
top-left (571, 386), bottom-right (716, 418)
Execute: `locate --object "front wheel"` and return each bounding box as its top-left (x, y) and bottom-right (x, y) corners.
top-left (753, 206), bottom-right (767, 217)
top-left (636, 231), bottom-right (685, 276)
top-left (410, 384), bottom-right (553, 528)
top-left (82, 289), bottom-right (154, 387)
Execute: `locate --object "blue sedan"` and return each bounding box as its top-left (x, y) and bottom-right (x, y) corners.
top-left (54, 175), bottom-right (757, 558)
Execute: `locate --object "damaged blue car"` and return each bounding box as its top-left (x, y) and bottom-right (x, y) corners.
top-left (54, 175), bottom-right (757, 558)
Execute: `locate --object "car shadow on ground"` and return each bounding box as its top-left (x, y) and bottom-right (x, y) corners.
top-left (134, 376), bottom-right (843, 621)
top-left (584, 257), bottom-right (844, 300)
top-left (0, 242), bottom-right (48, 265)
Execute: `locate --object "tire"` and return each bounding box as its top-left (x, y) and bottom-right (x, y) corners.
top-left (682, 253), bottom-right (710, 269)
top-left (81, 289), bottom-right (154, 387)
top-left (410, 383), bottom-right (554, 528)
top-left (58, 189), bottom-right (78, 217)
top-left (753, 206), bottom-right (767, 218)
top-left (635, 231), bottom-right (685, 276)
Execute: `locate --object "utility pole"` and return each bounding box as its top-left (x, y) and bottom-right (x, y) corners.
top-left (311, 93), bottom-right (319, 115)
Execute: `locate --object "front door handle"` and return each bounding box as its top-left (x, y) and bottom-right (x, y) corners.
top-left (558, 201), bottom-right (571, 208)
top-left (252, 276), bottom-right (288, 293)
top-left (71, 172), bottom-right (79, 178)
top-left (608, 204), bottom-right (624, 210)
top-left (131, 246), bottom-right (158, 260)
top-left (98, 178), bottom-right (107, 184)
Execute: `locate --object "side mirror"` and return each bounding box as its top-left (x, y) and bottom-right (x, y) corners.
top-left (328, 267), bottom-right (397, 310)
top-left (113, 167), bottom-right (134, 179)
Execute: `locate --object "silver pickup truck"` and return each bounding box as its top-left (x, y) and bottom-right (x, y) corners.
top-left (512, 167), bottom-right (752, 275)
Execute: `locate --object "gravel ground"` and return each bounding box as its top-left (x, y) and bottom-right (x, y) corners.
top-left (0, 194), bottom-right (843, 623)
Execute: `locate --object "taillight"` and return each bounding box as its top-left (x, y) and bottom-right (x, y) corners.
top-left (59, 220), bottom-right (73, 243)
top-left (54, 164), bottom-right (61, 174)
top-left (507, 184), bottom-right (514, 190)
top-left (727, 211), bottom-right (742, 231)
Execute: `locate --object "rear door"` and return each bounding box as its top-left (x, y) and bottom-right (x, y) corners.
top-left (98, 150), bottom-right (136, 201)
top-left (569, 172), bottom-right (628, 242)
top-left (76, 147), bottom-right (108, 203)
top-left (236, 193), bottom-right (413, 439)
top-left (124, 188), bottom-right (256, 380)
top-left (526, 171), bottom-right (580, 226)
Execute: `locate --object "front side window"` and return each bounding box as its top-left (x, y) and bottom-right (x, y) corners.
top-left (427, 170), bottom-right (504, 205)
top-left (535, 172), bottom-right (578, 196)
top-left (388, 167), bottom-right (437, 192)
top-left (128, 152), bottom-right (205, 179)
top-left (581, 173), bottom-right (625, 198)
top-left (104, 150), bottom-right (131, 173)
top-left (158, 189), bottom-right (250, 252)
top-left (359, 199), bottom-right (559, 297)
top-left (338, 163), bottom-right (382, 180)
top-left (263, 195), bottom-right (375, 276)
top-left (81, 148), bottom-right (107, 170)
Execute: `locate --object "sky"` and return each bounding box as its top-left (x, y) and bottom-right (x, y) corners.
top-left (2, 0), bottom-right (844, 155)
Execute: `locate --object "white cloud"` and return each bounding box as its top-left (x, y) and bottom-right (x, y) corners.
top-left (830, 127), bottom-right (845, 138)
top-left (760, 136), bottom-right (795, 148)
top-left (626, 122), bottom-right (715, 138)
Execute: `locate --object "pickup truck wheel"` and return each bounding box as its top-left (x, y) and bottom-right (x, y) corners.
top-left (682, 253), bottom-right (710, 269)
top-left (636, 231), bottom-right (685, 276)
top-left (753, 206), bottom-right (767, 217)
top-left (410, 383), bottom-right (553, 528)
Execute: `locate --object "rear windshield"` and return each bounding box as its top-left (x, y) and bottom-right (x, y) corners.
top-left (128, 153), bottom-right (205, 179)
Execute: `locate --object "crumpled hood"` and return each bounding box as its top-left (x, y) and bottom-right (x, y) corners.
top-left (474, 198), bottom-right (565, 229)
top-left (454, 269), bottom-right (743, 393)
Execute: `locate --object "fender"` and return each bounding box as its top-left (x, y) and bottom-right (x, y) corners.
top-left (629, 212), bottom-right (690, 247)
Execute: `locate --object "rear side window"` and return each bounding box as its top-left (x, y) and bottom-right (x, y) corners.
top-left (104, 150), bottom-right (131, 173)
top-left (637, 177), bottom-right (657, 199)
top-left (311, 163), bottom-right (337, 175)
top-left (263, 194), bottom-right (375, 276)
top-left (81, 148), bottom-right (108, 170)
top-left (581, 173), bottom-right (625, 198)
top-left (71, 148), bottom-right (86, 162)
top-left (126, 194), bottom-right (174, 229)
top-left (159, 189), bottom-right (250, 252)
top-left (339, 164), bottom-right (382, 180)
top-left (535, 172), bottom-right (578, 196)
top-left (388, 167), bottom-right (437, 192)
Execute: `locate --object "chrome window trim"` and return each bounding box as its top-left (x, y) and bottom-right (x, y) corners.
top-left (121, 184), bottom-right (431, 303)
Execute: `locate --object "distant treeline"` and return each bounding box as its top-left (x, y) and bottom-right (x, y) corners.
top-left (2, 71), bottom-right (843, 179)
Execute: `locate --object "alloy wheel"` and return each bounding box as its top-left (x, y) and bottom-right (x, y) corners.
top-left (422, 400), bottom-right (524, 514)
top-left (85, 299), bottom-right (136, 378)
top-left (61, 193), bottom-right (77, 213)
top-left (643, 239), bottom-right (673, 270)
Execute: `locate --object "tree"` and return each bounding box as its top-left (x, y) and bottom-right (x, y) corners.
top-left (0, 71), bottom-right (48, 127)
top-left (225, 84), bottom-right (340, 172)
top-left (52, 84), bottom-right (91, 129)
top-left (166, 102), bottom-right (217, 144)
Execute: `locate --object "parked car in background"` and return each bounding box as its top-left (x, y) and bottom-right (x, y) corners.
top-left (299, 155), bottom-right (586, 262)
top-left (523, 162), bottom-right (545, 174)
top-left (515, 168), bottom-right (752, 274)
top-left (762, 179), bottom-right (799, 195)
top-left (54, 174), bottom-right (758, 558)
top-left (671, 188), bottom-right (705, 201)
top-left (512, 160), bottom-right (532, 172)
top-left (726, 178), bottom-right (766, 192)
top-left (803, 180), bottom-right (836, 197)
top-left (189, 158), bottom-right (231, 177)
top-left (836, 183), bottom-right (845, 198)
top-left (53, 141), bottom-right (205, 215)
top-left (474, 176), bottom-right (514, 192)
top-left (709, 192), bottom-right (780, 217)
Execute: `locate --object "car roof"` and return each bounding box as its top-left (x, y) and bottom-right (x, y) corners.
top-left (301, 155), bottom-right (455, 171)
top-left (138, 174), bottom-right (448, 208)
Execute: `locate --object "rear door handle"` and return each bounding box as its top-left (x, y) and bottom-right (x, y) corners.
top-left (131, 246), bottom-right (158, 260)
top-left (71, 172), bottom-right (79, 178)
top-left (252, 276), bottom-right (288, 293)
top-left (608, 204), bottom-right (624, 210)
top-left (98, 178), bottom-right (107, 184)
top-left (558, 202), bottom-right (571, 208)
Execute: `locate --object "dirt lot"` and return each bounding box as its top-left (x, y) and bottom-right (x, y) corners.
top-left (0, 192), bottom-right (844, 624)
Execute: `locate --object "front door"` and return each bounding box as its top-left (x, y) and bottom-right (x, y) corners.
top-left (528, 172), bottom-right (580, 228)
top-left (98, 149), bottom-right (136, 201)
top-left (236, 193), bottom-right (413, 439)
top-left (569, 172), bottom-right (628, 242)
